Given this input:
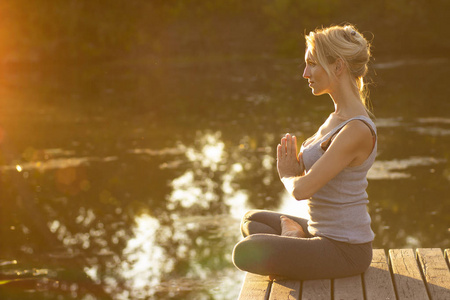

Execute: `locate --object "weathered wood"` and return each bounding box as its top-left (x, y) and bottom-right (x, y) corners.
top-left (389, 249), bottom-right (429, 299)
top-left (416, 248), bottom-right (450, 300)
top-left (301, 279), bottom-right (331, 300)
top-left (238, 249), bottom-right (449, 300)
top-left (268, 279), bottom-right (300, 300)
top-left (238, 272), bottom-right (271, 300)
top-left (333, 275), bottom-right (364, 300)
top-left (364, 249), bottom-right (396, 300)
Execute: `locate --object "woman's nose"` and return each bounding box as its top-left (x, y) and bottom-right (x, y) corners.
top-left (303, 67), bottom-right (309, 79)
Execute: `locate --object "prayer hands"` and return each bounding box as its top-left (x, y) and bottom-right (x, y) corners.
top-left (277, 134), bottom-right (305, 179)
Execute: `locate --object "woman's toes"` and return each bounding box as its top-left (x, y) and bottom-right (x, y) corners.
top-left (280, 216), bottom-right (307, 238)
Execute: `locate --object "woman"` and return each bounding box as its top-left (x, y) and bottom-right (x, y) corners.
top-left (232, 24), bottom-right (376, 280)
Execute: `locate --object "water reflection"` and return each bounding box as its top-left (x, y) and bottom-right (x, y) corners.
top-left (368, 157), bottom-right (446, 180)
top-left (167, 131), bottom-right (251, 217)
top-left (373, 58), bottom-right (449, 69)
top-left (0, 149), bottom-right (117, 173)
top-left (374, 118), bottom-right (403, 128)
top-left (410, 127), bottom-right (450, 137)
top-left (71, 130), bottom-right (250, 299)
top-left (1, 53), bottom-right (449, 299)
top-left (118, 214), bottom-right (169, 299)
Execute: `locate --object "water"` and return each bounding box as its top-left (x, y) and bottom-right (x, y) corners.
top-left (0, 55), bottom-right (448, 299)
top-left (0, 6), bottom-right (450, 297)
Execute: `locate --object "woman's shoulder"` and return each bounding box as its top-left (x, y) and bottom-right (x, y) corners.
top-left (334, 119), bottom-right (376, 166)
top-left (344, 116), bottom-right (376, 136)
top-left (341, 119), bottom-right (374, 137)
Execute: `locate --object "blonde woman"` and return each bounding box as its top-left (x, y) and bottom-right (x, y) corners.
top-left (232, 24), bottom-right (377, 280)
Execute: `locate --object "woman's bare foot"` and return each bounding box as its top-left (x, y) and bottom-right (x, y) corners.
top-left (269, 274), bottom-right (288, 281)
top-left (280, 216), bottom-right (307, 238)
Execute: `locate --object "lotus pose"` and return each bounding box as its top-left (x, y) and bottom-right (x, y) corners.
top-left (232, 24), bottom-right (377, 280)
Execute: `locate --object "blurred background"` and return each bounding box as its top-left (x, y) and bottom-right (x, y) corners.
top-left (0, 1), bottom-right (449, 299)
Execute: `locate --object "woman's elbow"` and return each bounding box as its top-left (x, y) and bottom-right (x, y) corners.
top-left (291, 175), bottom-right (319, 200)
top-left (292, 187), bottom-right (312, 201)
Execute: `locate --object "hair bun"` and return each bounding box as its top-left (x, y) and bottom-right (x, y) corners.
top-left (305, 24), bottom-right (373, 110)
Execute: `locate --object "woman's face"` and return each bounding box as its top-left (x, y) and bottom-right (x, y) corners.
top-left (302, 49), bottom-right (331, 96)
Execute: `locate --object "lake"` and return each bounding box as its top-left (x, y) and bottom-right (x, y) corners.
top-left (0, 4), bottom-right (449, 299)
top-left (0, 54), bottom-right (448, 299)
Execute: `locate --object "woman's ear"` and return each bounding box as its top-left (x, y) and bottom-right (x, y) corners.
top-left (334, 58), bottom-right (344, 76)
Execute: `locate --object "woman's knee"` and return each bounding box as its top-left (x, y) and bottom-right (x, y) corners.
top-left (232, 234), bottom-right (276, 274)
top-left (232, 236), bottom-right (257, 270)
top-left (232, 239), bottom-right (247, 271)
top-left (240, 210), bottom-right (261, 236)
top-left (241, 210), bottom-right (262, 223)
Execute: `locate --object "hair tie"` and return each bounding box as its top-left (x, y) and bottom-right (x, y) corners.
top-left (351, 30), bottom-right (356, 36)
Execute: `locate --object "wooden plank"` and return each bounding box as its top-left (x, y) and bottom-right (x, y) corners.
top-left (268, 279), bottom-right (300, 300)
top-left (416, 248), bottom-right (450, 300)
top-left (333, 275), bottom-right (364, 300)
top-left (389, 249), bottom-right (429, 299)
top-left (301, 279), bottom-right (331, 300)
top-left (238, 272), bottom-right (271, 300)
top-left (237, 249), bottom-right (450, 300)
top-left (364, 249), bottom-right (396, 300)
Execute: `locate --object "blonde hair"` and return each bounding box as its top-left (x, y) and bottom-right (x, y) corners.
top-left (305, 24), bottom-right (372, 111)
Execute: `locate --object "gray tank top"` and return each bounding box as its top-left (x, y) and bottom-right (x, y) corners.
top-left (300, 115), bottom-right (377, 244)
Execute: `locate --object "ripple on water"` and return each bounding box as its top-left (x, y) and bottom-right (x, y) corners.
top-left (374, 118), bottom-right (404, 128)
top-left (409, 126), bottom-right (450, 136)
top-left (368, 156), bottom-right (447, 180)
top-left (0, 156), bottom-right (118, 172)
top-left (417, 117), bottom-right (450, 124)
top-left (373, 58), bottom-right (449, 69)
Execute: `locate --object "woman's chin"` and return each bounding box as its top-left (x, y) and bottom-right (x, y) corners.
top-left (311, 89), bottom-right (325, 96)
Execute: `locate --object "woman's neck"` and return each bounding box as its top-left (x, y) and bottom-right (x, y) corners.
top-left (328, 75), bottom-right (367, 119)
top-left (332, 99), bottom-right (366, 119)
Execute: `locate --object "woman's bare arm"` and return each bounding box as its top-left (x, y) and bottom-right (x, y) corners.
top-left (277, 121), bottom-right (374, 200)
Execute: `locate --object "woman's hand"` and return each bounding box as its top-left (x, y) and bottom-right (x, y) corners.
top-left (277, 133), bottom-right (304, 180)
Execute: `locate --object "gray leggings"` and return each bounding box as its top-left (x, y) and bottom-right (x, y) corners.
top-left (232, 210), bottom-right (372, 280)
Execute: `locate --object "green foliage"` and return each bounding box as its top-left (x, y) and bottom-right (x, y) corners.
top-left (0, 0), bottom-right (448, 63)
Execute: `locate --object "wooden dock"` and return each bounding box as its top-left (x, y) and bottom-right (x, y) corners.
top-left (238, 248), bottom-right (450, 300)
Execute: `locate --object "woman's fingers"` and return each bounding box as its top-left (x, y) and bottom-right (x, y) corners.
top-left (285, 134), bottom-right (297, 157)
top-left (281, 137), bottom-right (286, 156)
top-left (280, 133), bottom-right (299, 160)
top-left (278, 134), bottom-right (305, 178)
top-left (286, 134), bottom-right (292, 156)
top-left (280, 134), bottom-right (299, 158)
top-left (293, 136), bottom-right (297, 156)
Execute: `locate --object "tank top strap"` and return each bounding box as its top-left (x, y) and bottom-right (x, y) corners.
top-left (320, 116), bottom-right (376, 151)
